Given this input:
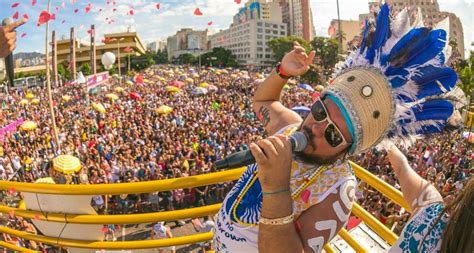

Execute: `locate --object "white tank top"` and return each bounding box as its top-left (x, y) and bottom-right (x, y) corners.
top-left (153, 224), bottom-right (167, 239)
top-left (213, 124), bottom-right (356, 253)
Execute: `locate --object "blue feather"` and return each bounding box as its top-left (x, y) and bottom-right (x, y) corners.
top-left (415, 122), bottom-right (447, 134)
top-left (412, 100), bottom-right (454, 121)
top-left (390, 76), bottom-right (408, 88)
top-left (388, 28), bottom-right (447, 69)
top-left (386, 68), bottom-right (409, 88)
top-left (359, 19), bottom-right (369, 53)
top-left (365, 3), bottom-right (390, 64)
top-left (412, 66), bottom-right (458, 99)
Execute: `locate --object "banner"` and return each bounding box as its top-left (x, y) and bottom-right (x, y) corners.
top-left (0, 117), bottom-right (24, 139)
top-left (86, 71), bottom-right (110, 89)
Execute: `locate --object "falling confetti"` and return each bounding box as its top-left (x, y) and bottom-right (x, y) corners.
top-left (113, 8), bottom-right (116, 12)
top-left (85, 3), bottom-right (92, 13)
top-left (21, 32), bottom-right (26, 38)
top-left (74, 9), bottom-right (79, 13)
top-left (23, 13), bottom-right (29, 20)
top-left (194, 8), bottom-right (203, 16)
top-left (62, 2), bottom-right (66, 9)
top-left (207, 21), bottom-right (213, 26)
top-left (129, 9), bottom-right (134, 15)
top-left (234, 0), bottom-right (241, 4)
top-left (55, 6), bottom-right (60, 12)
top-left (61, 20), bottom-right (66, 24)
top-left (32, 0), bottom-right (36, 6)
top-left (12, 3), bottom-right (20, 8)
top-left (12, 12), bottom-right (19, 20)
top-left (156, 3), bottom-right (160, 10)
top-left (87, 29), bottom-right (92, 34)
top-left (37, 11), bottom-right (52, 26)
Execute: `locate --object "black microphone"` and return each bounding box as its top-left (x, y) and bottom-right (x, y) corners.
top-left (215, 131), bottom-right (308, 170)
top-left (2, 18), bottom-right (15, 87)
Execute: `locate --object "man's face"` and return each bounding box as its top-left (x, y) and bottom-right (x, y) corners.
top-left (297, 97), bottom-right (353, 164)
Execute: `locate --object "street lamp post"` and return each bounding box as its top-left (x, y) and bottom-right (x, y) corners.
top-left (111, 38), bottom-right (125, 82)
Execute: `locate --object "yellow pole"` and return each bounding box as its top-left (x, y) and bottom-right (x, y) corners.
top-left (0, 168), bottom-right (245, 195)
top-left (0, 241), bottom-right (38, 252)
top-left (337, 228), bottom-right (368, 252)
top-left (0, 226), bottom-right (213, 249)
top-left (0, 203), bottom-right (221, 224)
top-left (351, 203), bottom-right (398, 245)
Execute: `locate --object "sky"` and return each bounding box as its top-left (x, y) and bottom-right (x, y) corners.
top-left (1, 0), bottom-right (472, 58)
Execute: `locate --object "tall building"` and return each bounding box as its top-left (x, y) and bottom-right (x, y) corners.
top-left (147, 40), bottom-right (167, 53)
top-left (366, 0), bottom-right (465, 59)
top-left (287, 0), bottom-right (316, 41)
top-left (166, 29), bottom-right (209, 61)
top-left (210, 0), bottom-right (287, 67)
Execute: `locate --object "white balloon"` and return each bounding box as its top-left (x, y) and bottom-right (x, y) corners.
top-left (101, 52), bottom-right (116, 70)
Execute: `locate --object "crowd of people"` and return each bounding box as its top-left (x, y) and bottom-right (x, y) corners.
top-left (0, 65), bottom-right (471, 252)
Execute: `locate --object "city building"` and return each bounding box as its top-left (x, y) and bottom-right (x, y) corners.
top-left (146, 40), bottom-right (167, 53)
top-left (233, 0), bottom-right (282, 24)
top-left (56, 31), bottom-right (146, 71)
top-left (365, 0), bottom-right (465, 59)
top-left (210, 1), bottom-right (288, 67)
top-left (277, 0), bottom-right (315, 41)
top-left (166, 29), bottom-right (210, 61)
top-left (329, 19), bottom-right (361, 52)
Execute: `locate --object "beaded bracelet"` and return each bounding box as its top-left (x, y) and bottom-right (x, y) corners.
top-left (262, 188), bottom-right (290, 195)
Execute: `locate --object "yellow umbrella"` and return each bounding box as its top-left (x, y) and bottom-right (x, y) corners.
top-left (185, 78), bottom-right (194, 84)
top-left (92, 102), bottom-right (106, 113)
top-left (20, 121), bottom-right (37, 131)
top-left (31, 98), bottom-right (40, 105)
top-left (192, 73), bottom-right (199, 78)
top-left (35, 177), bottom-right (56, 184)
top-left (19, 99), bottom-right (28, 105)
top-left (62, 95), bottom-right (71, 101)
top-left (106, 93), bottom-right (119, 100)
top-left (53, 155), bottom-right (82, 174)
top-left (114, 87), bottom-right (125, 93)
top-left (25, 93), bottom-right (35, 99)
top-left (166, 86), bottom-right (180, 93)
top-left (199, 82), bottom-right (209, 88)
top-left (156, 105), bottom-right (173, 114)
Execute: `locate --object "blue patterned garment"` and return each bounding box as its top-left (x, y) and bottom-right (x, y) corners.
top-left (390, 203), bottom-right (448, 253)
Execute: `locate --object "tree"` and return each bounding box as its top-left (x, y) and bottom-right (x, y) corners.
top-left (310, 36), bottom-right (340, 80)
top-left (154, 49), bottom-right (168, 64)
top-left (79, 63), bottom-right (92, 76)
top-left (176, 53), bottom-right (196, 65)
top-left (457, 51), bottom-right (473, 95)
top-left (201, 47), bottom-right (238, 68)
top-left (268, 36), bottom-right (311, 63)
top-left (57, 62), bottom-right (71, 81)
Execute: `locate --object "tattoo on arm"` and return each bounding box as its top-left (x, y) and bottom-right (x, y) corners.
top-left (258, 106), bottom-right (271, 127)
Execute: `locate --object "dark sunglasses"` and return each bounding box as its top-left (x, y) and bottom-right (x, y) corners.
top-left (310, 98), bottom-right (350, 148)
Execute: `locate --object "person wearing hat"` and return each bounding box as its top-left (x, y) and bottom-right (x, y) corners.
top-left (214, 3), bottom-right (465, 253)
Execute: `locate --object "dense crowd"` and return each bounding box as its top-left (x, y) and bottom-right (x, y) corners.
top-left (0, 65), bottom-right (471, 252)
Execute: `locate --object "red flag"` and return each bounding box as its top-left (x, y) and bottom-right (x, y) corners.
top-left (194, 8), bottom-right (203, 16)
top-left (12, 12), bottom-right (19, 20)
top-left (328, 24), bottom-right (336, 37)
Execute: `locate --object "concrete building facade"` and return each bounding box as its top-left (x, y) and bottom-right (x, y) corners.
top-left (166, 29), bottom-right (209, 61)
top-left (329, 19), bottom-right (361, 52)
top-left (287, 0), bottom-right (316, 41)
top-left (210, 0), bottom-right (287, 67)
top-left (146, 40), bottom-right (167, 53)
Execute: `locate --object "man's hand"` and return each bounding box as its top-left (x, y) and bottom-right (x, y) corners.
top-left (280, 41), bottom-right (316, 77)
top-left (0, 18), bottom-right (27, 58)
top-left (250, 135), bottom-right (292, 192)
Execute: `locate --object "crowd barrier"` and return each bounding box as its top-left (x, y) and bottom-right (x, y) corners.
top-left (0, 162), bottom-right (410, 251)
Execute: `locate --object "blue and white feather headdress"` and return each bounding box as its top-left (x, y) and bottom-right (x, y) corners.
top-left (321, 3), bottom-right (466, 154)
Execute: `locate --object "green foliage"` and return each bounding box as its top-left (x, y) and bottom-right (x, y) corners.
top-left (268, 36), bottom-right (310, 63)
top-left (201, 47), bottom-right (238, 68)
top-left (176, 53), bottom-right (196, 64)
top-left (57, 61), bottom-right (71, 80)
top-left (79, 63), bottom-right (92, 76)
top-left (455, 51), bottom-right (474, 95)
top-left (108, 64), bottom-right (116, 75)
top-left (310, 37), bottom-right (340, 75)
top-left (154, 49), bottom-right (168, 64)
top-left (301, 65), bottom-right (324, 86)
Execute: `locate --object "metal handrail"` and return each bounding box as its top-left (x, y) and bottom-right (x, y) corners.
top-left (0, 240), bottom-right (39, 252)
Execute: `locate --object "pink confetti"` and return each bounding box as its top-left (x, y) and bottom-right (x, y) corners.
top-left (156, 3), bottom-right (160, 10)
top-left (12, 12), bottom-right (19, 20)
top-left (85, 5), bottom-right (92, 13)
top-left (113, 1), bottom-right (116, 5)
top-left (87, 29), bottom-right (92, 34)
top-left (32, 0), bottom-right (36, 7)
top-left (300, 189), bottom-right (311, 203)
top-left (207, 21), bottom-right (212, 26)
top-left (23, 13), bottom-right (29, 20)
top-left (61, 20), bottom-right (66, 24)
top-left (113, 8), bottom-right (116, 12)
top-left (50, 13), bottom-right (56, 20)
top-left (129, 9), bottom-right (134, 16)
top-left (194, 8), bottom-right (203, 16)
top-left (235, 0), bottom-right (241, 4)
top-left (55, 6), bottom-right (60, 12)
top-left (12, 3), bottom-right (20, 8)
top-left (74, 9), bottom-right (79, 13)
top-left (62, 2), bottom-right (66, 9)
top-left (80, 24), bottom-right (84, 29)
top-left (21, 32), bottom-right (26, 38)
top-left (99, 8), bottom-right (103, 12)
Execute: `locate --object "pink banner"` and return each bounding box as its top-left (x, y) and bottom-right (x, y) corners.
top-left (0, 117), bottom-right (25, 139)
top-left (87, 71), bottom-right (110, 89)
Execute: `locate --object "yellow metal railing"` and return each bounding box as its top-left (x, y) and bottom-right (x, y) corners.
top-left (0, 162), bottom-right (408, 251)
top-left (0, 240), bottom-right (39, 252)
